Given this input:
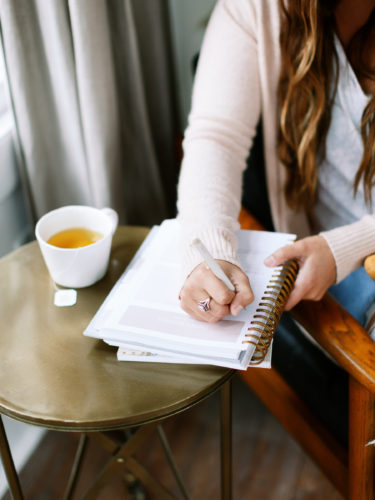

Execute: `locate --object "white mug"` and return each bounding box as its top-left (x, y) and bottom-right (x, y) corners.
top-left (35, 205), bottom-right (119, 288)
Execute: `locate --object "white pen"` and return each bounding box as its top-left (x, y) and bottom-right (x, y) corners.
top-left (191, 238), bottom-right (236, 292)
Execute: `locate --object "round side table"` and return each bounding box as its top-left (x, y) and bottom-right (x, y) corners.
top-left (0, 227), bottom-right (234, 499)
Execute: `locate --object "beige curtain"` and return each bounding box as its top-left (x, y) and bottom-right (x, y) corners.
top-left (0, 0), bottom-right (179, 225)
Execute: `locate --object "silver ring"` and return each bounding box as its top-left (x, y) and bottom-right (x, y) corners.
top-left (198, 297), bottom-right (211, 312)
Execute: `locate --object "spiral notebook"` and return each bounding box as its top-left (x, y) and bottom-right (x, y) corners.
top-left (84, 219), bottom-right (297, 369)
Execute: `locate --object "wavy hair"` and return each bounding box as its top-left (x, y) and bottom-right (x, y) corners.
top-left (277, 0), bottom-right (375, 210)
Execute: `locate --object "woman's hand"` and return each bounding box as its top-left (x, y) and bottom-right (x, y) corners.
top-left (179, 260), bottom-right (254, 323)
top-left (264, 235), bottom-right (336, 310)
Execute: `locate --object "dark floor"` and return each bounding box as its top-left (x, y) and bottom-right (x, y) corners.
top-left (1, 375), bottom-right (343, 500)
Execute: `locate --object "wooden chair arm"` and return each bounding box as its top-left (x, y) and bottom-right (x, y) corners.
top-left (239, 207), bottom-right (375, 393)
top-left (292, 297), bottom-right (375, 393)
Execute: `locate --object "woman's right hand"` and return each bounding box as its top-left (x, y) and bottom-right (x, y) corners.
top-left (179, 260), bottom-right (254, 323)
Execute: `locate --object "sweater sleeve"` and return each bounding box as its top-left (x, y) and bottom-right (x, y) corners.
top-left (320, 214), bottom-right (375, 283)
top-left (176, 0), bottom-right (261, 280)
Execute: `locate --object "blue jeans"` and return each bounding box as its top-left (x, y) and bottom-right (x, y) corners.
top-left (329, 267), bottom-right (375, 327)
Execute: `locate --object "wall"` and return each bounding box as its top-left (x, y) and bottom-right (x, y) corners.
top-left (0, 417), bottom-right (45, 498)
top-left (168, 0), bottom-right (216, 131)
top-left (0, 125), bottom-right (42, 499)
top-left (0, 131), bottom-right (29, 255)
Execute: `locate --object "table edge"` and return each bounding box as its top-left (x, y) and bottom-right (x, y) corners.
top-left (0, 370), bottom-right (235, 432)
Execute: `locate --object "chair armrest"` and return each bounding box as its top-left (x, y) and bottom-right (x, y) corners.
top-left (291, 297), bottom-right (375, 393)
top-left (239, 206), bottom-right (375, 393)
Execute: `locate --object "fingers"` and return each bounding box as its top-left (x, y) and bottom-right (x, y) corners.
top-left (212, 260), bottom-right (254, 316)
top-left (264, 241), bottom-right (302, 267)
top-left (264, 240), bottom-right (311, 310)
top-left (203, 267), bottom-right (236, 305)
top-left (264, 236), bottom-right (336, 310)
top-left (181, 293), bottom-right (231, 323)
top-left (179, 285), bottom-right (231, 323)
top-left (179, 263), bottom-right (233, 322)
top-left (283, 268), bottom-right (318, 311)
top-left (283, 283), bottom-right (304, 311)
top-left (179, 260), bottom-right (254, 323)
top-left (225, 265), bottom-right (254, 316)
top-left (264, 242), bottom-right (304, 310)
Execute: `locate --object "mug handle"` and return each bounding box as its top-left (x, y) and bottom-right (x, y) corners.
top-left (101, 207), bottom-right (119, 234)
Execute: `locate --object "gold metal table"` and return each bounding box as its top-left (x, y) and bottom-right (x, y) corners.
top-left (0, 226), bottom-right (234, 499)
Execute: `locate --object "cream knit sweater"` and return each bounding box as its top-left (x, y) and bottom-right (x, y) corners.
top-left (177, 0), bottom-right (375, 283)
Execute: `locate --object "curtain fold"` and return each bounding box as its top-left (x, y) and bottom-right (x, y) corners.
top-left (0, 0), bottom-right (178, 225)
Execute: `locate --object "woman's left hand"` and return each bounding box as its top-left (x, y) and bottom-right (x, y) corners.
top-left (264, 235), bottom-right (336, 310)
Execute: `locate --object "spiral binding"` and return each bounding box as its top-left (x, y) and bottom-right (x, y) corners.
top-left (243, 259), bottom-right (299, 365)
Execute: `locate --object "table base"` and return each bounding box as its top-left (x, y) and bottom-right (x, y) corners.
top-left (1, 381), bottom-right (232, 500)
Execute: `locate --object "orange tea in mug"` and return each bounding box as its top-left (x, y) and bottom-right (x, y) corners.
top-left (47, 227), bottom-right (103, 249)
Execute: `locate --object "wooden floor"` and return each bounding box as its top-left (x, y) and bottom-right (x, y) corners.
top-left (1, 376), bottom-right (343, 500)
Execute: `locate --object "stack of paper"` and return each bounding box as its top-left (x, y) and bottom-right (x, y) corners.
top-left (84, 219), bottom-right (296, 369)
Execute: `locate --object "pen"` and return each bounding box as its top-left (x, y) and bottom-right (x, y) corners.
top-left (191, 238), bottom-right (236, 292)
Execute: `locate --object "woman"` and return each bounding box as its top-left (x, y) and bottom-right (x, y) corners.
top-left (177, 0), bottom-right (375, 327)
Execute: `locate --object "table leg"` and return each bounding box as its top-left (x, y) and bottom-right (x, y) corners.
top-left (157, 424), bottom-right (189, 499)
top-left (221, 379), bottom-right (232, 500)
top-left (0, 416), bottom-right (23, 500)
top-left (81, 422), bottom-right (174, 499)
top-left (63, 433), bottom-right (88, 500)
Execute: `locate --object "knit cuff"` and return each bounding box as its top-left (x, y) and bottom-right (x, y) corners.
top-left (320, 215), bottom-right (375, 283)
top-left (180, 225), bottom-right (241, 283)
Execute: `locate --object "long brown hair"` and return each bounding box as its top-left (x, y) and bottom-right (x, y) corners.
top-left (277, 0), bottom-right (375, 210)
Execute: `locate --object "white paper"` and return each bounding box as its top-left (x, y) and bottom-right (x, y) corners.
top-left (84, 219), bottom-right (296, 369)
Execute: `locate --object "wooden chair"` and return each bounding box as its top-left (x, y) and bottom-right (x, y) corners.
top-left (238, 207), bottom-right (375, 500)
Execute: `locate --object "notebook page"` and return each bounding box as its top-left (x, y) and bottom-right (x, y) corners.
top-left (85, 219), bottom-right (296, 363)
